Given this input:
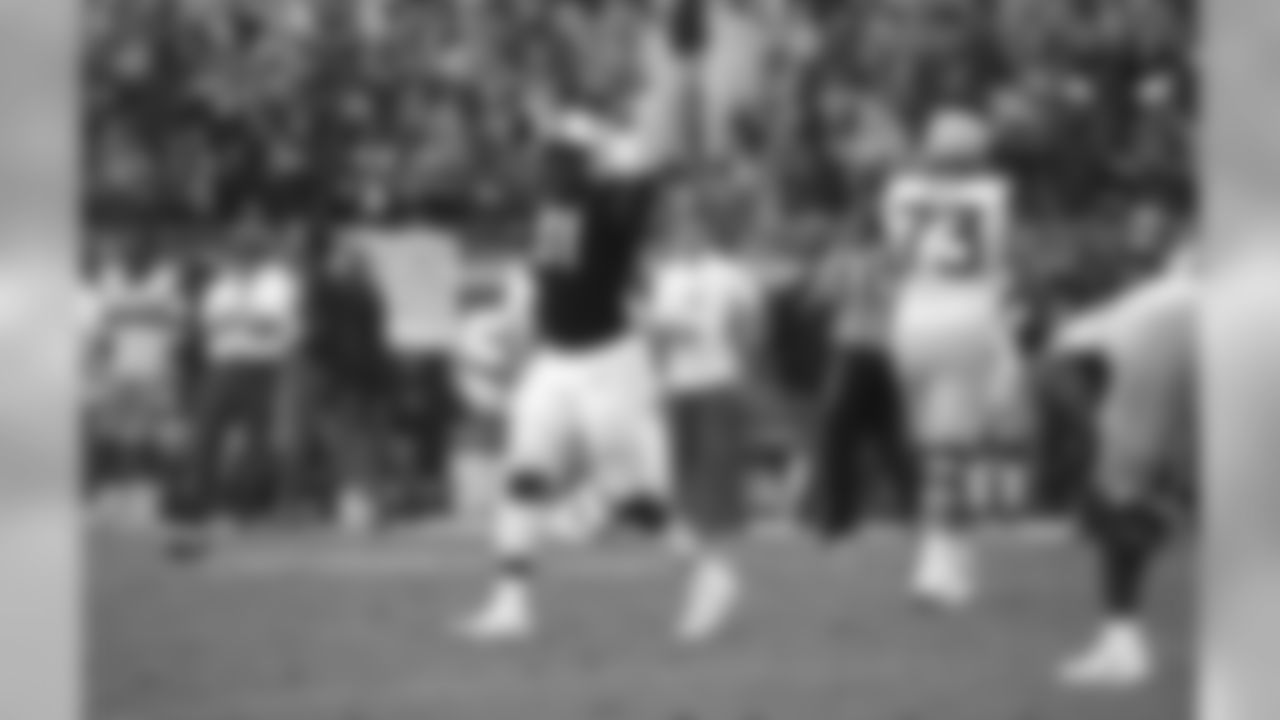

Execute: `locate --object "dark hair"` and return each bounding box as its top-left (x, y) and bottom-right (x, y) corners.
top-left (669, 0), bottom-right (709, 58)
top-left (537, 135), bottom-right (595, 210)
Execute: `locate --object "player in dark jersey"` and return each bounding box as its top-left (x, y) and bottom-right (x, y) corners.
top-left (459, 110), bottom-right (677, 641)
top-left (1054, 238), bottom-right (1196, 689)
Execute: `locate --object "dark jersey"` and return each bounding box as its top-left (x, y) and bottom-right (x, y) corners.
top-left (533, 177), bottom-right (654, 350)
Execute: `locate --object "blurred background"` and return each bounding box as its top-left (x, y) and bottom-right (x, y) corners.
top-left (84, 0), bottom-right (1194, 271)
top-left (81, 0), bottom-right (1196, 525)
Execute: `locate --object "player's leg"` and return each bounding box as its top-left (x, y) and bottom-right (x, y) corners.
top-left (893, 286), bottom-right (988, 606)
top-left (579, 339), bottom-right (745, 640)
top-left (139, 376), bottom-right (185, 526)
top-left (1062, 362), bottom-right (1189, 687)
top-left (917, 297), bottom-right (1027, 601)
top-left (980, 342), bottom-right (1034, 522)
top-left (581, 338), bottom-right (674, 525)
top-left (460, 356), bottom-right (571, 640)
top-left (865, 345), bottom-right (919, 523)
top-left (910, 377), bottom-right (984, 609)
top-left (164, 365), bottom-right (237, 560)
top-left (913, 447), bottom-right (978, 607)
top-left (1061, 446), bottom-right (1168, 686)
top-left (803, 348), bottom-right (871, 542)
top-left (667, 387), bottom-right (750, 641)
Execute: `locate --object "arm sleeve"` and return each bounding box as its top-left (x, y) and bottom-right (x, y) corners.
top-left (881, 177), bottom-right (917, 254)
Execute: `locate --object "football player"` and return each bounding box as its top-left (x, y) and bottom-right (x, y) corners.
top-left (883, 109), bottom-right (1019, 608)
top-left (1054, 232), bottom-right (1196, 688)
top-left (459, 109), bottom-right (677, 641)
top-left (646, 189), bottom-right (764, 640)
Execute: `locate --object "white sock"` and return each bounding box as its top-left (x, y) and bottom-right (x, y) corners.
top-left (494, 499), bottom-right (540, 559)
top-left (679, 548), bottom-right (740, 639)
top-left (491, 500), bottom-right (541, 609)
top-left (916, 527), bottom-right (949, 577)
top-left (915, 526), bottom-right (974, 598)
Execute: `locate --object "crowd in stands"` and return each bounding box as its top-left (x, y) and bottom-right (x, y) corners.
top-left (86, 0), bottom-right (1194, 243)
top-left (82, 0), bottom-right (1197, 527)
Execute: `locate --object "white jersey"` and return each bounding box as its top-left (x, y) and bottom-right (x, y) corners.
top-left (883, 170), bottom-right (1011, 285)
top-left (200, 262), bottom-right (301, 362)
top-left (93, 265), bottom-right (184, 381)
top-left (885, 170), bottom-right (1020, 444)
top-left (648, 252), bottom-right (760, 392)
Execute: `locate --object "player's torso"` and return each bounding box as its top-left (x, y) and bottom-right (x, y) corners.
top-left (886, 170), bottom-right (1012, 336)
top-left (887, 170), bottom-right (1009, 289)
top-left (653, 255), bottom-right (753, 388)
top-left (534, 269), bottom-right (635, 352)
top-left (532, 194), bottom-right (648, 351)
top-left (821, 245), bottom-right (895, 346)
top-left (99, 268), bottom-right (184, 378)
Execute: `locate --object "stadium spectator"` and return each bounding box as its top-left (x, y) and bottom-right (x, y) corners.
top-left (166, 214), bottom-right (303, 555)
top-left (802, 213), bottom-right (916, 535)
top-left (85, 0), bottom-right (1197, 534)
top-left (84, 232), bottom-right (187, 496)
top-left (301, 233), bottom-right (393, 533)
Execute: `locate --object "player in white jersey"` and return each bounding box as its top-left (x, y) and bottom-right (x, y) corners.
top-left (87, 237), bottom-right (186, 492)
top-left (646, 205), bottom-right (763, 641)
top-left (459, 109), bottom-right (678, 642)
top-left (883, 109), bottom-right (1019, 609)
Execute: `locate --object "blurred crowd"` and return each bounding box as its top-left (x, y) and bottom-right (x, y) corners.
top-left (86, 0), bottom-right (1194, 233)
top-left (82, 0), bottom-right (1197, 529)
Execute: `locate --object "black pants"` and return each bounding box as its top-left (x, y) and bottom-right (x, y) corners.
top-left (389, 352), bottom-right (457, 518)
top-left (309, 373), bottom-right (391, 509)
top-left (1031, 351), bottom-right (1107, 517)
top-left (802, 344), bottom-right (916, 538)
top-left (165, 360), bottom-right (285, 525)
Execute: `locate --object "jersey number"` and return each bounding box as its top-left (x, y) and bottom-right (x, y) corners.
top-left (906, 203), bottom-right (986, 274)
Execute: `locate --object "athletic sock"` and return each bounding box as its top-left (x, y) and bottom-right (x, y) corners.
top-left (495, 499), bottom-right (539, 573)
top-left (489, 469), bottom-right (554, 598)
top-left (679, 542), bottom-right (741, 640)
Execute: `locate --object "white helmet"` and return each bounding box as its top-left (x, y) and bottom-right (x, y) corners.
top-left (548, 110), bottom-right (657, 178)
top-left (921, 109), bottom-right (991, 164)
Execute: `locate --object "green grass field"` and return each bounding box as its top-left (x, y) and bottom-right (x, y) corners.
top-left (89, 523), bottom-right (1193, 720)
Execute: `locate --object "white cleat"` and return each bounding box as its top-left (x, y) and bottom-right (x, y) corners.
top-left (677, 561), bottom-right (742, 643)
top-left (1059, 623), bottom-right (1154, 690)
top-left (337, 490), bottom-right (377, 536)
top-left (458, 586), bottom-right (534, 643)
top-left (911, 535), bottom-right (977, 610)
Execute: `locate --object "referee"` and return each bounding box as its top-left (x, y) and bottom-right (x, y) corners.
top-left (801, 214), bottom-right (915, 539)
